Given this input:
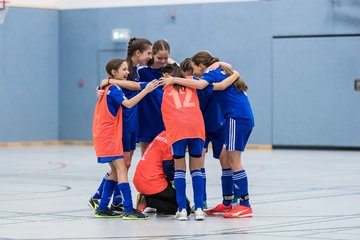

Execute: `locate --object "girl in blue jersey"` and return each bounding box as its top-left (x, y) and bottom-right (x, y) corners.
top-left (137, 39), bottom-right (175, 155)
top-left (89, 38), bottom-right (153, 213)
top-left (180, 58), bottom-right (240, 215)
top-left (93, 58), bottom-right (159, 219)
top-left (163, 51), bottom-right (254, 218)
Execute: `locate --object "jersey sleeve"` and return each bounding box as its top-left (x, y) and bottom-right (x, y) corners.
top-left (201, 70), bottom-right (217, 84)
top-left (108, 85), bottom-right (126, 106)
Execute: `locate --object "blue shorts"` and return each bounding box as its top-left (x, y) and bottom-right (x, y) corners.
top-left (225, 117), bottom-right (253, 151)
top-left (204, 127), bottom-right (226, 159)
top-left (122, 132), bottom-right (137, 152)
top-left (97, 155), bottom-right (124, 164)
top-left (137, 135), bottom-right (156, 143)
top-left (172, 138), bottom-right (204, 158)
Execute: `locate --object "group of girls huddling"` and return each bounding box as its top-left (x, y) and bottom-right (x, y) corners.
top-left (90, 37), bottom-right (254, 221)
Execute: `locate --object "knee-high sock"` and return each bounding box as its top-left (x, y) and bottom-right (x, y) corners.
top-left (174, 170), bottom-right (187, 211)
top-left (112, 183), bottom-right (123, 205)
top-left (117, 182), bottom-right (133, 213)
top-left (98, 179), bottom-right (116, 210)
top-left (93, 172), bottom-right (109, 200)
top-left (191, 169), bottom-right (204, 210)
top-left (201, 168), bottom-right (207, 202)
top-left (233, 170), bottom-right (250, 207)
top-left (221, 168), bottom-right (234, 206)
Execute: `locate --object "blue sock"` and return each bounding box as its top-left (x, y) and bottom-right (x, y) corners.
top-left (93, 172), bottom-right (109, 200)
top-left (201, 168), bottom-right (207, 202)
top-left (174, 170), bottom-right (187, 211)
top-left (118, 182), bottom-right (133, 213)
top-left (221, 168), bottom-right (234, 206)
top-left (98, 179), bottom-right (116, 211)
top-left (233, 170), bottom-right (250, 207)
top-left (191, 170), bottom-right (204, 209)
top-left (112, 183), bottom-right (123, 205)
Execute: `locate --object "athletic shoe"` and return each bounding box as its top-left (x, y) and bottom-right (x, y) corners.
top-left (122, 208), bottom-right (149, 220)
top-left (143, 207), bottom-right (157, 213)
top-left (110, 203), bottom-right (124, 214)
top-left (205, 203), bottom-right (232, 216)
top-left (88, 198), bottom-right (99, 210)
top-left (191, 201), bottom-right (208, 212)
top-left (94, 208), bottom-right (122, 218)
top-left (194, 208), bottom-right (205, 221)
top-left (174, 209), bottom-right (188, 221)
top-left (135, 193), bottom-right (147, 212)
top-left (223, 205), bottom-right (253, 218)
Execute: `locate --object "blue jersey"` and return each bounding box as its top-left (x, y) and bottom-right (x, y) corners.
top-left (121, 67), bottom-right (140, 134)
top-left (107, 85), bottom-right (126, 116)
top-left (202, 68), bottom-right (254, 123)
top-left (195, 76), bottom-right (225, 132)
top-left (137, 65), bottom-right (165, 140)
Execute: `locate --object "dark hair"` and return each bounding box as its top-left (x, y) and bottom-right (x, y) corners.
top-left (162, 63), bottom-right (186, 92)
top-left (126, 37), bottom-right (152, 79)
top-left (180, 58), bottom-right (193, 74)
top-left (106, 59), bottom-right (126, 78)
top-left (191, 51), bottom-right (248, 92)
top-left (147, 39), bottom-right (170, 66)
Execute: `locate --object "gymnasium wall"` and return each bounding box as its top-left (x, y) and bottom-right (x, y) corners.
top-left (1, 0), bottom-right (359, 148)
top-left (0, 8), bottom-right (59, 142)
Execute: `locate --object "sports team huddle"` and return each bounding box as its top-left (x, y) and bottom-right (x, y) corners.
top-left (90, 38), bottom-right (254, 221)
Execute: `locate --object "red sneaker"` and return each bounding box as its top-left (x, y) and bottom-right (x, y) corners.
top-left (223, 205), bottom-right (253, 218)
top-left (205, 203), bottom-right (232, 216)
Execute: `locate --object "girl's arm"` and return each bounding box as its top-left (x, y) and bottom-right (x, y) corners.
top-left (213, 70), bottom-right (240, 91)
top-left (100, 78), bottom-right (141, 90)
top-left (207, 61), bottom-right (233, 71)
top-left (122, 80), bottom-right (159, 108)
top-left (163, 77), bottom-right (209, 90)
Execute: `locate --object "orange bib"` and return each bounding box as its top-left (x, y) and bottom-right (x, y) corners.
top-left (92, 85), bottom-right (123, 158)
top-left (161, 86), bottom-right (205, 145)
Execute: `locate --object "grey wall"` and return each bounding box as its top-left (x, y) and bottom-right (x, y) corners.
top-left (1, 0), bottom-right (359, 147)
top-left (0, 8), bottom-right (59, 142)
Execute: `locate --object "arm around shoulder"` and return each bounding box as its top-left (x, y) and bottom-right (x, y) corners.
top-left (213, 70), bottom-right (240, 91)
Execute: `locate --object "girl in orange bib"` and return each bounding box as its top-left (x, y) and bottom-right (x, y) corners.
top-left (161, 64), bottom-right (206, 221)
top-left (92, 58), bottom-right (159, 219)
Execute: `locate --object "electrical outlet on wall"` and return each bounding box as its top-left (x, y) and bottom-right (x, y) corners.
top-left (355, 79), bottom-right (360, 91)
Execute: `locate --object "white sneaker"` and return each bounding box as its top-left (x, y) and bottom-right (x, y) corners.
top-left (174, 209), bottom-right (188, 221)
top-left (194, 208), bottom-right (205, 221)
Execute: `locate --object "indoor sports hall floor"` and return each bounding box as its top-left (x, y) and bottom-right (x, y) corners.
top-left (0, 146), bottom-right (359, 240)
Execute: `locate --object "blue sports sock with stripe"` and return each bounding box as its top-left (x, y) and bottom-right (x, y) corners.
top-left (191, 169), bottom-right (204, 209)
top-left (233, 170), bottom-right (250, 207)
top-left (117, 182), bottom-right (133, 213)
top-left (112, 183), bottom-right (123, 205)
top-left (174, 170), bottom-right (187, 211)
top-left (93, 172), bottom-right (109, 200)
top-left (221, 168), bottom-right (234, 206)
top-left (201, 168), bottom-right (207, 202)
top-left (98, 179), bottom-right (116, 211)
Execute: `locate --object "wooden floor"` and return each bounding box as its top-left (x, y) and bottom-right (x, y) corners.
top-left (0, 146), bottom-right (359, 240)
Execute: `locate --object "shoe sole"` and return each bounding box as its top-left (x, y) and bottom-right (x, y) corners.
top-left (205, 210), bottom-right (231, 216)
top-left (122, 216), bottom-right (150, 220)
top-left (94, 215), bottom-right (122, 218)
top-left (223, 213), bottom-right (253, 218)
top-left (195, 216), bottom-right (205, 221)
top-left (175, 217), bottom-right (188, 221)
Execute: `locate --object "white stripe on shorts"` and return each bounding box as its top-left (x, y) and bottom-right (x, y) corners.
top-left (228, 118), bottom-right (236, 151)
